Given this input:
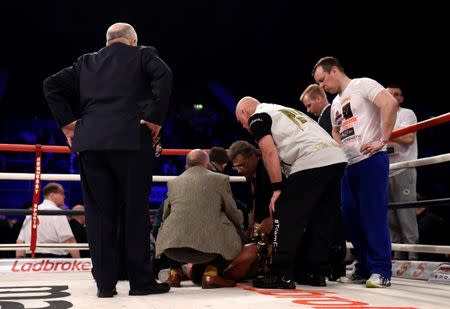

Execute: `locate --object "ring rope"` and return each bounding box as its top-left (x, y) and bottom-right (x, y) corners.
top-left (346, 242), bottom-right (450, 255)
top-left (389, 112), bottom-right (450, 139)
top-left (2, 242), bottom-right (450, 255)
top-left (0, 112), bottom-right (448, 155)
top-left (0, 144), bottom-right (193, 156)
top-left (390, 153), bottom-right (450, 170)
top-left (1, 153), bottom-right (448, 182)
top-left (388, 198), bottom-right (450, 209)
top-left (0, 173), bottom-right (247, 182)
top-left (0, 208), bottom-right (159, 216)
top-left (0, 243), bottom-right (89, 250)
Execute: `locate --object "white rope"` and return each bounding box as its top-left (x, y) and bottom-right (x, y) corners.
top-left (0, 173), bottom-right (247, 182)
top-left (2, 242), bottom-right (450, 255)
top-left (346, 242), bottom-right (450, 255)
top-left (0, 243), bottom-right (89, 251)
top-left (0, 153), bottom-right (448, 181)
top-left (389, 153), bottom-right (450, 170)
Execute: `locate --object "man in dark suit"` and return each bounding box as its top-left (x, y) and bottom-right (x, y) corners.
top-left (300, 84), bottom-right (332, 135)
top-left (68, 204), bottom-right (90, 258)
top-left (43, 22), bottom-right (172, 298)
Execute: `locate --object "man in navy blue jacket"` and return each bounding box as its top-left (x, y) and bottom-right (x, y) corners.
top-left (43, 22), bottom-right (172, 297)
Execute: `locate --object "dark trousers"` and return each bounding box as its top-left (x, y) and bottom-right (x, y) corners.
top-left (79, 131), bottom-right (155, 290)
top-left (270, 163), bottom-right (346, 278)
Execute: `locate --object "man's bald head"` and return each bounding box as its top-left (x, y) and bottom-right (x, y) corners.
top-left (72, 204), bottom-right (85, 212)
top-left (106, 22), bottom-right (138, 46)
top-left (235, 96), bottom-right (260, 131)
top-left (186, 149), bottom-right (210, 168)
top-left (71, 204), bottom-right (86, 225)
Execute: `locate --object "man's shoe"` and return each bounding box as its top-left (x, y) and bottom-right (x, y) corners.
top-left (200, 265), bottom-right (236, 289)
top-left (97, 287), bottom-right (117, 298)
top-left (366, 274), bottom-right (391, 288)
top-left (339, 272), bottom-right (367, 284)
top-left (129, 283), bottom-right (170, 295)
top-left (296, 273), bottom-right (326, 287)
top-left (158, 268), bottom-right (170, 282)
top-left (252, 274), bottom-right (296, 289)
top-left (329, 265), bottom-right (346, 282)
top-left (201, 274), bottom-right (236, 289)
top-left (167, 268), bottom-right (183, 287)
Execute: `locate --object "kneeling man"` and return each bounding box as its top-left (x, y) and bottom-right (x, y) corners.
top-left (156, 149), bottom-right (244, 288)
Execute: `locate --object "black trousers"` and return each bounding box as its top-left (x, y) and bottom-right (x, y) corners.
top-left (79, 132), bottom-right (155, 290)
top-left (270, 163), bottom-right (346, 278)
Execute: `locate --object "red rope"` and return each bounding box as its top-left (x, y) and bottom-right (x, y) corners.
top-left (0, 112), bottom-right (448, 154)
top-left (30, 144), bottom-right (42, 258)
top-left (390, 112), bottom-right (450, 139)
top-left (0, 144), bottom-right (193, 156)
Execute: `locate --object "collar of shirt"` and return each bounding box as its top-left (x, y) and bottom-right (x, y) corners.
top-left (39, 199), bottom-right (60, 209)
top-left (318, 104), bottom-right (331, 120)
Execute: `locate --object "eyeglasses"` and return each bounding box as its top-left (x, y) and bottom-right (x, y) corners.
top-left (232, 159), bottom-right (249, 170)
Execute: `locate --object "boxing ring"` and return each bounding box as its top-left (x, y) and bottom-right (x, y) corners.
top-left (0, 113), bottom-right (449, 308)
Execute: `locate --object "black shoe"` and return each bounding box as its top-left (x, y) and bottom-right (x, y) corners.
top-left (296, 273), bottom-right (326, 286)
top-left (252, 274), bottom-right (296, 289)
top-left (329, 267), bottom-right (346, 282)
top-left (129, 283), bottom-right (170, 295)
top-left (97, 287), bottom-right (117, 298)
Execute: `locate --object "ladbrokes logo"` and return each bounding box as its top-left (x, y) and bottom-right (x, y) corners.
top-left (11, 259), bottom-right (92, 272)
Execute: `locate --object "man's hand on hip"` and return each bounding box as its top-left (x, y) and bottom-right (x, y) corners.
top-left (62, 121), bottom-right (77, 148)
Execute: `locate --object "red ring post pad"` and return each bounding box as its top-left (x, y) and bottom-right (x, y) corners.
top-left (30, 144), bottom-right (42, 258)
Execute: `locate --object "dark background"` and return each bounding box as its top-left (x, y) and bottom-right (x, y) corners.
top-left (0, 1), bottom-right (448, 208)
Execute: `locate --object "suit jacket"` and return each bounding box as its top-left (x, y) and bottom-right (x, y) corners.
top-left (318, 104), bottom-right (332, 136)
top-left (156, 166), bottom-right (244, 261)
top-left (69, 219), bottom-right (90, 258)
top-left (43, 43), bottom-right (172, 152)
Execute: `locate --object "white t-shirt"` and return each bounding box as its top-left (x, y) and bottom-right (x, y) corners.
top-left (249, 103), bottom-right (348, 176)
top-left (331, 78), bottom-right (385, 165)
top-left (17, 199), bottom-right (75, 256)
top-left (388, 107), bottom-right (418, 176)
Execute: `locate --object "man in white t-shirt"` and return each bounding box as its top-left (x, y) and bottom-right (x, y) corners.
top-left (16, 182), bottom-right (80, 258)
top-left (386, 85), bottom-right (419, 260)
top-left (236, 97), bottom-right (348, 289)
top-left (313, 56), bottom-right (398, 288)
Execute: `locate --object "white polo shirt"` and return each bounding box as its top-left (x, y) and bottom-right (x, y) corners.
top-left (388, 107), bottom-right (418, 176)
top-left (17, 199), bottom-right (75, 256)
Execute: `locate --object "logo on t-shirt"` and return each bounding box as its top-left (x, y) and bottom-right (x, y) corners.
top-left (340, 127), bottom-right (355, 140)
top-left (335, 110), bottom-right (343, 126)
top-left (342, 103), bottom-right (353, 119)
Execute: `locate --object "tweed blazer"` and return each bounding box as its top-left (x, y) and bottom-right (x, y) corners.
top-left (156, 166), bottom-right (244, 260)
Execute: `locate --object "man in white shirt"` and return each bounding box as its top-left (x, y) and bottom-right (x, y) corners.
top-left (16, 182), bottom-right (80, 258)
top-left (313, 56), bottom-right (398, 288)
top-left (386, 85), bottom-right (419, 260)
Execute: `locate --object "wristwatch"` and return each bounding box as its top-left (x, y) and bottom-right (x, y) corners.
top-left (379, 138), bottom-right (389, 146)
